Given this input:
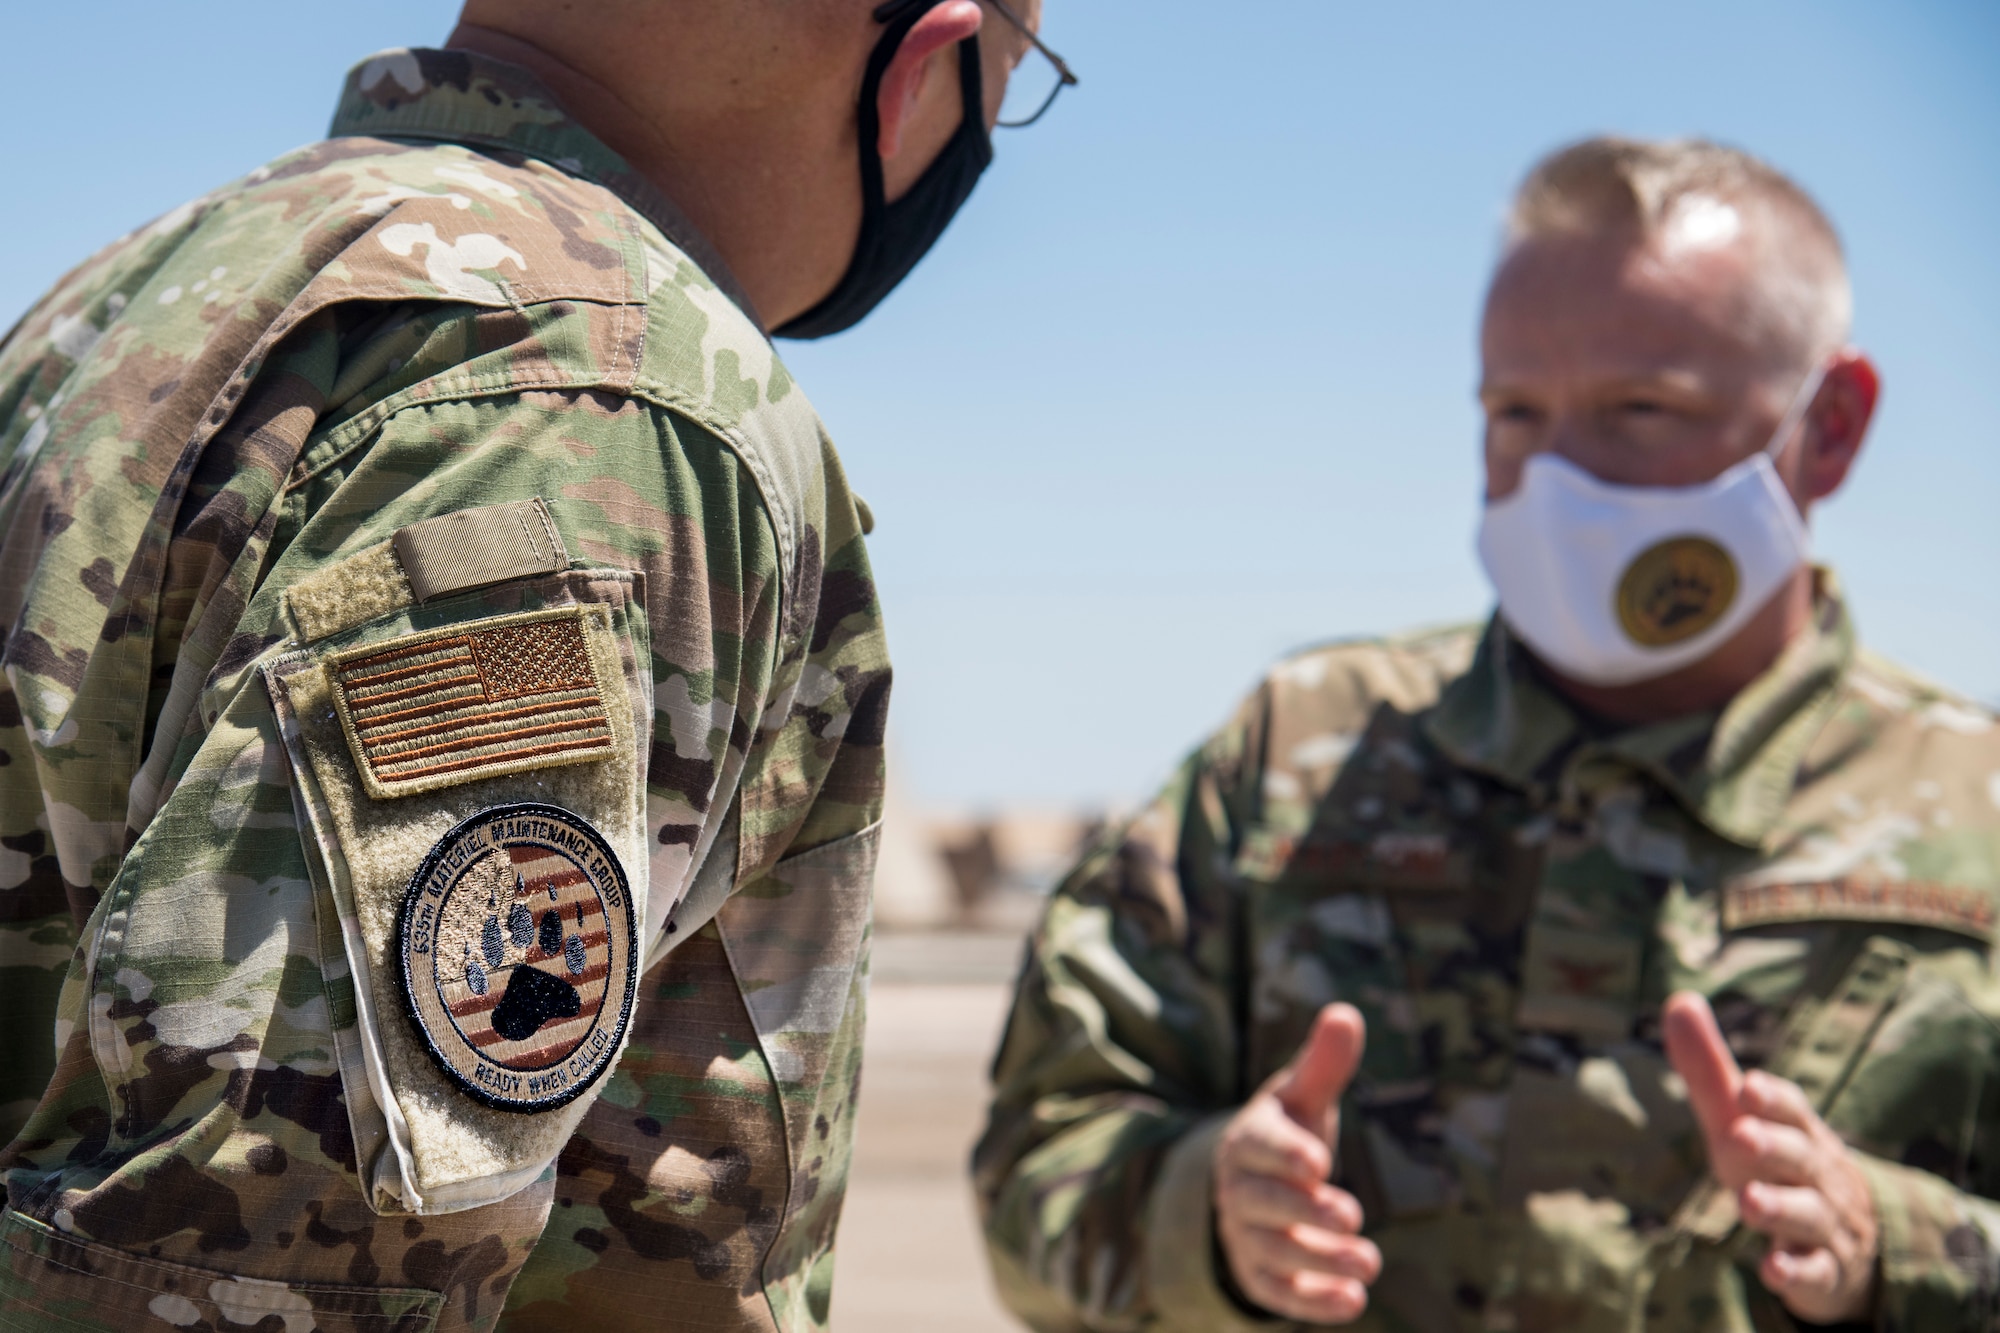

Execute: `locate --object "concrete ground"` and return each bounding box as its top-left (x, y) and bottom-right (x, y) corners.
top-left (831, 933), bottom-right (1024, 1332)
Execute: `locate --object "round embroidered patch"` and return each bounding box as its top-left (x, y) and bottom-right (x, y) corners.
top-left (1615, 535), bottom-right (1740, 647)
top-left (397, 803), bottom-right (638, 1113)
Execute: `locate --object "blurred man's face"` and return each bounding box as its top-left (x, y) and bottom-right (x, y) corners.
top-left (1478, 225), bottom-right (1807, 504)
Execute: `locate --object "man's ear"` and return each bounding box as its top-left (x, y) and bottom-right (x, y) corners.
top-left (1800, 350), bottom-right (1881, 505)
top-left (876, 1), bottom-right (983, 160)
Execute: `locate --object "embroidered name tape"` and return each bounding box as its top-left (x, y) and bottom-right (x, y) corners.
top-left (398, 803), bottom-right (639, 1113)
top-left (327, 605), bottom-right (615, 799)
top-left (1724, 876), bottom-right (1998, 943)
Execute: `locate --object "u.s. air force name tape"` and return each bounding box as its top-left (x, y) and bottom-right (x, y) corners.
top-left (398, 803), bottom-right (638, 1112)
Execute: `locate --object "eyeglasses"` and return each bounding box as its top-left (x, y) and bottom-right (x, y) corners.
top-left (872, 0), bottom-right (1078, 129)
top-left (984, 0), bottom-right (1080, 128)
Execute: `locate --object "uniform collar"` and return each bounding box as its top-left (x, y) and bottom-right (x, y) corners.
top-left (1424, 569), bottom-right (1855, 850)
top-left (328, 47), bottom-right (760, 326)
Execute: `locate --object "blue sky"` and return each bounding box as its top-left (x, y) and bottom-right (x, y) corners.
top-left (3, 2), bottom-right (1994, 809)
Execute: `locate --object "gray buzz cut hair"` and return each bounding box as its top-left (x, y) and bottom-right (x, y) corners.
top-left (1506, 136), bottom-right (1853, 371)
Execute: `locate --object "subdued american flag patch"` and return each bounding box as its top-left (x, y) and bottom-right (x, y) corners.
top-left (328, 606), bottom-right (615, 799)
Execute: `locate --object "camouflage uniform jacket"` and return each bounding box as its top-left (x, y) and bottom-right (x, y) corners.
top-left (977, 578), bottom-right (2000, 1333)
top-left (0, 49), bottom-right (889, 1333)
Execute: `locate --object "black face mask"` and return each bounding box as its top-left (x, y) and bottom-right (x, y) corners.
top-left (773, 0), bottom-right (994, 340)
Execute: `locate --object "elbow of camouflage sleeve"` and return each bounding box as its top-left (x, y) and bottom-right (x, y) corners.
top-left (1852, 1151), bottom-right (2000, 1331)
top-left (1143, 1115), bottom-right (1289, 1333)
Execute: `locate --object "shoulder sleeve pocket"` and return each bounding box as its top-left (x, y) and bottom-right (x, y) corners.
top-left (263, 544), bottom-right (653, 1218)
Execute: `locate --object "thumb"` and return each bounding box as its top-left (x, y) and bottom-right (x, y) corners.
top-left (1271, 1003), bottom-right (1365, 1139)
top-left (1662, 990), bottom-right (1744, 1144)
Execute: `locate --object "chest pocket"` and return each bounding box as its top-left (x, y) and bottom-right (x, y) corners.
top-left (1786, 937), bottom-right (1997, 1190)
top-left (1716, 870), bottom-right (2000, 1191)
top-left (1238, 820), bottom-right (1512, 1221)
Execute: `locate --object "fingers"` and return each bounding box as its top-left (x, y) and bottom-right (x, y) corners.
top-left (1217, 1007), bottom-right (1379, 1325)
top-left (1221, 1174), bottom-right (1364, 1234)
top-left (1740, 1069), bottom-right (1822, 1134)
top-left (1235, 1264), bottom-right (1372, 1326)
top-left (1740, 1181), bottom-right (1839, 1251)
top-left (1760, 1245), bottom-right (1842, 1302)
top-left (1728, 1117), bottom-right (1817, 1188)
top-left (1270, 1003), bottom-right (1366, 1137)
top-left (1662, 994), bottom-right (1827, 1198)
top-left (1223, 1095), bottom-right (1333, 1186)
top-left (1235, 1224), bottom-right (1382, 1284)
top-left (1729, 1103), bottom-right (1882, 1325)
top-left (1662, 991), bottom-right (1744, 1143)
top-left (1646, 1040), bottom-right (1880, 1327)
top-left (1219, 1185), bottom-right (1377, 1326)
top-left (1217, 1176), bottom-right (1377, 1325)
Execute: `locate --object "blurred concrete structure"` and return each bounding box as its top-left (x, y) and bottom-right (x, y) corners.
top-left (909, 807), bottom-right (1100, 931)
top-left (873, 746), bottom-right (1102, 931)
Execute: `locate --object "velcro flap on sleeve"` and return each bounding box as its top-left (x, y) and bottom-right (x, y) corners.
top-left (392, 498), bottom-right (566, 603)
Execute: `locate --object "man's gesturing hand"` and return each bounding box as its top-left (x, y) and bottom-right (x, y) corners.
top-left (1662, 992), bottom-right (1880, 1324)
top-left (1214, 1003), bottom-right (1381, 1324)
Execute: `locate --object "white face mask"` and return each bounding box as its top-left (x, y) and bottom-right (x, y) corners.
top-left (1475, 366), bottom-right (1825, 688)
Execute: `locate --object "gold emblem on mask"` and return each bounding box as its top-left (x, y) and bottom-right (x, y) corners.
top-left (1615, 536), bottom-right (1739, 647)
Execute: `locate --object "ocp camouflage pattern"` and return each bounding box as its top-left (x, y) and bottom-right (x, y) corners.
top-left (977, 581), bottom-right (2000, 1332)
top-left (0, 49), bottom-right (888, 1333)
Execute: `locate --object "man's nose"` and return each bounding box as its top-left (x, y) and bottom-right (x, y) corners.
top-left (1542, 416), bottom-right (1598, 472)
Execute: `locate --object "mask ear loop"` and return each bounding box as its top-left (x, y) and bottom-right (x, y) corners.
top-left (1761, 360), bottom-right (1831, 464)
